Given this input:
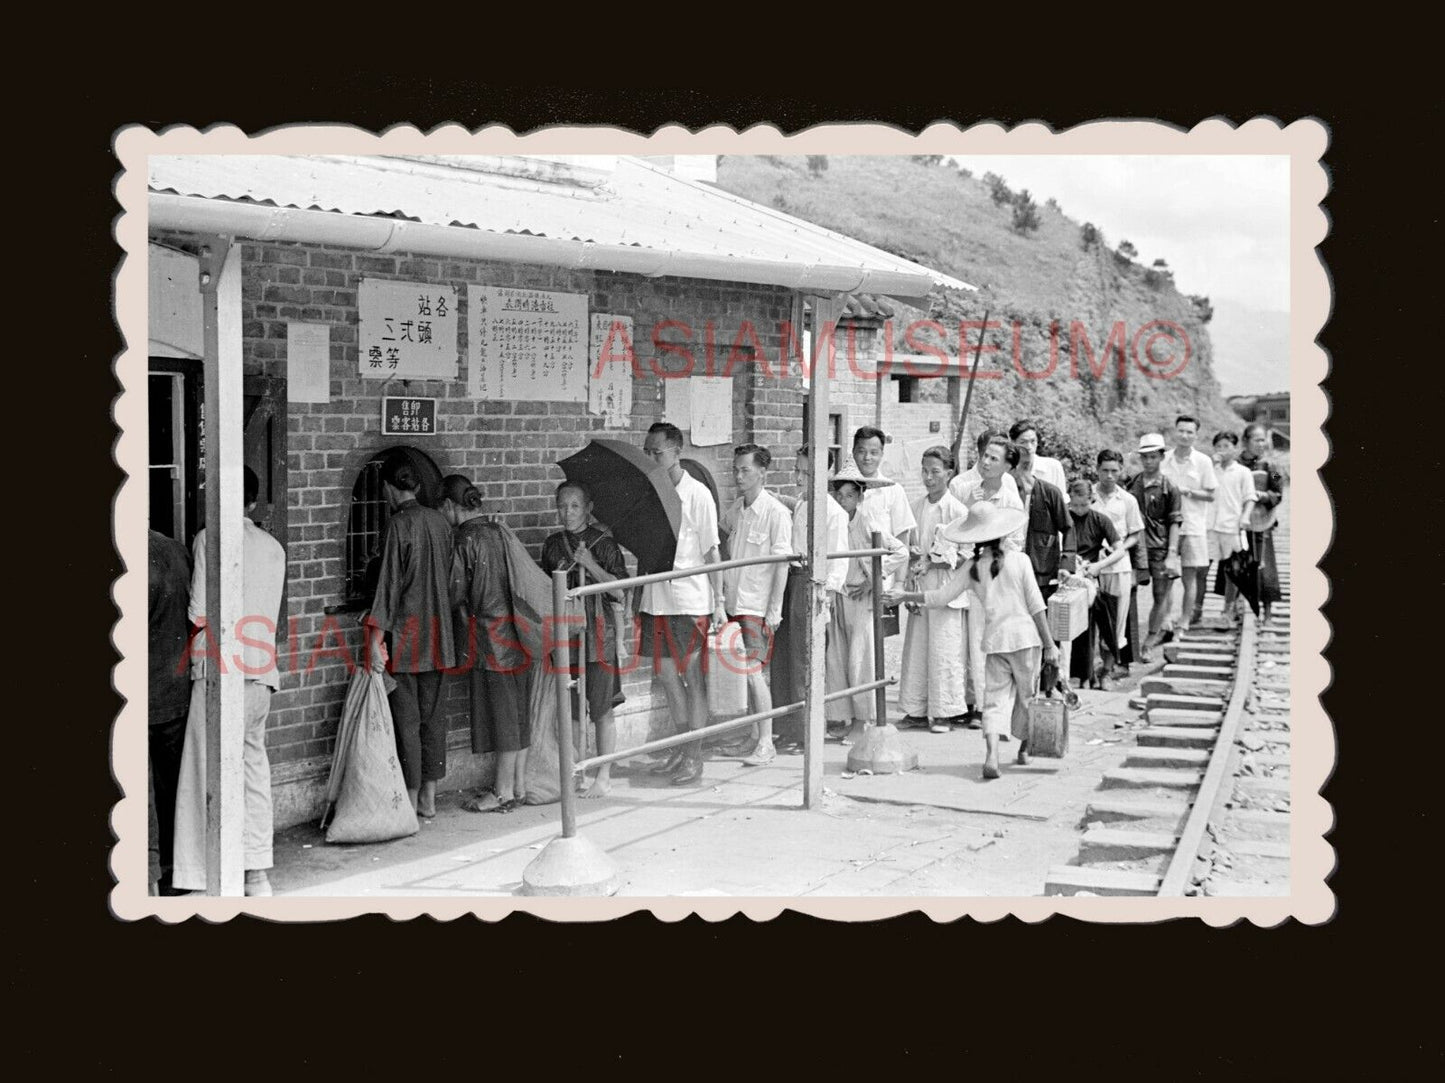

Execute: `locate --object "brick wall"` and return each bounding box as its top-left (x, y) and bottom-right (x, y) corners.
top-left (153, 232), bottom-right (803, 826)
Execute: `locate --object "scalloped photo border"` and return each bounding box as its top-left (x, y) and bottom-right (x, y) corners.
top-left (111, 118), bottom-right (1332, 924)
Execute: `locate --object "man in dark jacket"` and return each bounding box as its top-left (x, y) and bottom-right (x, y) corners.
top-left (1010, 423), bottom-right (1075, 600)
top-left (365, 456), bottom-right (457, 818)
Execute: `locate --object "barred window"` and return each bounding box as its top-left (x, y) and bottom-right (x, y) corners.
top-left (341, 446), bottom-right (443, 609)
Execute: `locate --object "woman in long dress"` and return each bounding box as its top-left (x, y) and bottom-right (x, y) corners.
top-left (898, 446), bottom-right (970, 733)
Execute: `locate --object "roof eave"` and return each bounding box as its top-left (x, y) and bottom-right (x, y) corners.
top-left (149, 192), bottom-right (970, 302)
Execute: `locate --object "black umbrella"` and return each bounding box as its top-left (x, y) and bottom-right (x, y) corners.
top-left (557, 439), bottom-right (682, 575)
top-left (1217, 544), bottom-right (1262, 617)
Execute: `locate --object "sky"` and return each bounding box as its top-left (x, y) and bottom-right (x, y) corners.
top-left (950, 156), bottom-right (1291, 313)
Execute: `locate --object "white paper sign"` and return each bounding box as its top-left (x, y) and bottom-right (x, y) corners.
top-left (690, 376), bottom-right (733, 446)
top-left (358, 279), bottom-right (458, 380)
top-left (588, 314), bottom-right (634, 428)
top-left (287, 322), bottom-right (330, 403)
top-left (469, 285), bottom-right (588, 401)
top-left (665, 377), bottom-right (692, 429)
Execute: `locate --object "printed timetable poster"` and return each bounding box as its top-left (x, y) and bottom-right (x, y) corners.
top-left (358, 279), bottom-right (458, 380)
top-left (469, 285), bottom-right (588, 402)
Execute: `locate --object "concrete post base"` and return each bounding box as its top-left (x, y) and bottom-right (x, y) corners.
top-left (846, 723), bottom-right (919, 775)
top-left (520, 835), bottom-right (621, 897)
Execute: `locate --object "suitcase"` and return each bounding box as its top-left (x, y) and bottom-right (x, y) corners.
top-left (1027, 659), bottom-right (1069, 758)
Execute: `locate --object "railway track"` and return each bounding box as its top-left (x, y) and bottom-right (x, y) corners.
top-left (1044, 520), bottom-right (1291, 898)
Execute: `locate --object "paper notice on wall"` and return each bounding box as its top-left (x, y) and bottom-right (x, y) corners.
top-left (689, 376), bottom-right (733, 446)
top-left (358, 279), bottom-right (458, 380)
top-left (665, 377), bottom-right (692, 429)
top-left (286, 322), bottom-right (331, 403)
top-left (588, 314), bottom-right (634, 428)
top-left (468, 285), bottom-right (588, 401)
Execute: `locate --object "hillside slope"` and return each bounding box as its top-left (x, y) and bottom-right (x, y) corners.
top-left (715, 155), bottom-right (1241, 458)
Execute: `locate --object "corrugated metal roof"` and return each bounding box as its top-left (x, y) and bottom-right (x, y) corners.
top-left (148, 155), bottom-right (974, 295)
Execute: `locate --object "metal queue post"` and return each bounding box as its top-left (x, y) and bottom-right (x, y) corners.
top-left (520, 546), bottom-right (900, 895)
top-left (844, 531), bottom-right (919, 775)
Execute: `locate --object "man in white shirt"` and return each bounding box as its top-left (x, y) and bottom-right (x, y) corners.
top-left (854, 425), bottom-right (916, 549)
top-left (640, 423), bottom-right (727, 786)
top-left (1010, 419), bottom-right (1068, 493)
top-left (948, 429), bottom-right (1024, 511)
top-left (171, 467), bottom-right (287, 896)
top-left (1207, 430), bottom-right (1258, 622)
top-left (714, 444), bottom-right (792, 765)
top-left (1161, 414), bottom-right (1218, 632)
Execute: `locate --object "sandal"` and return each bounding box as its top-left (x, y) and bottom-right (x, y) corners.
top-left (462, 792), bottom-right (503, 813)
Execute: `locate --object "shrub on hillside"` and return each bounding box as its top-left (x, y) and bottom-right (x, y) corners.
top-left (1081, 222), bottom-right (1102, 250)
top-left (984, 172), bottom-right (1014, 206)
top-left (1189, 294), bottom-right (1214, 323)
top-left (1011, 190), bottom-right (1041, 235)
top-left (806, 155), bottom-right (828, 177)
top-left (912, 155), bottom-right (945, 167)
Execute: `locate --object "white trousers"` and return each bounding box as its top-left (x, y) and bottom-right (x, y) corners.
top-left (982, 647), bottom-right (1042, 741)
top-left (171, 679), bottom-right (275, 890)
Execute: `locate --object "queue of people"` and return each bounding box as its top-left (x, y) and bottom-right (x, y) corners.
top-left (148, 416), bottom-right (1286, 891)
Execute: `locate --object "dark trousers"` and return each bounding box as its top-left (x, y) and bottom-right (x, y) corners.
top-left (390, 670), bottom-right (446, 789)
top-left (148, 714), bottom-right (187, 883)
top-left (769, 569), bottom-right (809, 744)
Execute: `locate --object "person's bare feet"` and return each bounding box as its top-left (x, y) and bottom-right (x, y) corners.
top-left (579, 776), bottom-right (612, 799)
top-left (843, 721), bottom-right (867, 746)
top-left (417, 781), bottom-right (437, 818)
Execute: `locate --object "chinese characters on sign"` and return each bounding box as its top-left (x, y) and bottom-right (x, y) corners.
top-left (588, 313), bottom-right (634, 428)
top-left (468, 286), bottom-right (588, 402)
top-left (359, 280), bottom-right (458, 380)
top-left (381, 397), bottom-right (438, 437)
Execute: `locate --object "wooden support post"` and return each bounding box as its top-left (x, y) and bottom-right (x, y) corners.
top-left (198, 237), bottom-right (245, 897)
top-left (802, 293), bottom-right (841, 809)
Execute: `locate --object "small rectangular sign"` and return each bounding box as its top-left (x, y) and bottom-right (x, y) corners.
top-left (381, 396), bottom-right (437, 437)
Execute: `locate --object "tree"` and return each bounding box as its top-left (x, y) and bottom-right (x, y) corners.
top-left (806, 155), bottom-right (828, 177)
top-left (1081, 222), bottom-right (1101, 250)
top-left (956, 165), bottom-right (973, 179)
top-left (1190, 294), bottom-right (1214, 323)
top-left (1117, 240), bottom-right (1138, 259)
top-left (1011, 189), bottom-right (1041, 235)
top-left (1045, 196), bottom-right (1060, 211)
top-left (912, 154), bottom-right (944, 167)
top-left (1152, 258), bottom-right (1169, 268)
top-left (984, 172), bottom-right (1013, 206)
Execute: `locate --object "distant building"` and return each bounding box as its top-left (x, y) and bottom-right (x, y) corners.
top-left (1227, 391), bottom-right (1290, 448)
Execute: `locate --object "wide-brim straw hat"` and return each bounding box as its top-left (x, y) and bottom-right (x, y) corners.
top-left (1137, 432), bottom-right (1168, 454)
top-left (940, 500), bottom-right (1027, 545)
top-left (828, 461), bottom-right (895, 490)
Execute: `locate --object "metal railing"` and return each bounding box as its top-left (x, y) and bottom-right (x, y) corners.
top-left (545, 532), bottom-right (898, 840)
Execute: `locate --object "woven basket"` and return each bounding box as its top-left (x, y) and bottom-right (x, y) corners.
top-left (1047, 583), bottom-right (1089, 642)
